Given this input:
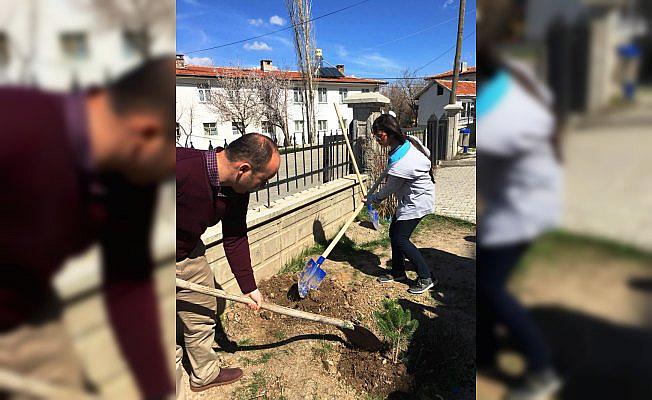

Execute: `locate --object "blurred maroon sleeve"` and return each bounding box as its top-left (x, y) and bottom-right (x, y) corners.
top-left (222, 193), bottom-right (257, 294)
top-left (101, 182), bottom-right (173, 398)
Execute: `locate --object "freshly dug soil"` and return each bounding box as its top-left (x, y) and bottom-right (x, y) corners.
top-left (338, 349), bottom-right (412, 397)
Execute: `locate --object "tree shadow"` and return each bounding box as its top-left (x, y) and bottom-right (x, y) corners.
top-left (384, 248), bottom-right (476, 399)
top-left (477, 305), bottom-right (652, 399)
top-left (530, 306), bottom-right (652, 399)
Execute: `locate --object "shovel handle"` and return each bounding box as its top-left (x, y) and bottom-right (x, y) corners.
top-left (334, 103), bottom-right (367, 197)
top-left (176, 278), bottom-right (354, 330)
top-left (321, 170), bottom-right (388, 260)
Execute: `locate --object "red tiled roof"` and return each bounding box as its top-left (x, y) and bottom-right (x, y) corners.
top-left (435, 79), bottom-right (476, 96)
top-left (426, 66), bottom-right (476, 80)
top-left (176, 65), bottom-right (386, 84)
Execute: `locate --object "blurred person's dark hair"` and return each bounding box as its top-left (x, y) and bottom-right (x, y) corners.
top-left (107, 56), bottom-right (175, 136)
top-left (477, 0), bottom-right (565, 162)
top-left (372, 114), bottom-right (406, 144)
top-left (225, 133), bottom-right (278, 172)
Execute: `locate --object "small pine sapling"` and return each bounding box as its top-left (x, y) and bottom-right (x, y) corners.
top-left (373, 298), bottom-right (419, 363)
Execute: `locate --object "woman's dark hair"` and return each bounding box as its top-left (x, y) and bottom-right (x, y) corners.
top-left (371, 114), bottom-right (406, 144)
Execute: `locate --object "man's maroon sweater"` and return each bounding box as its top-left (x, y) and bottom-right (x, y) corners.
top-left (176, 147), bottom-right (256, 294)
top-left (0, 88), bottom-right (172, 398)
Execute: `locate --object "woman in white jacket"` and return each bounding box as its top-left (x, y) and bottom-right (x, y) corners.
top-left (365, 114), bottom-right (436, 294)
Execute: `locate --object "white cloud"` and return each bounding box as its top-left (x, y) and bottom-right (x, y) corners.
top-left (243, 41), bottom-right (272, 51)
top-left (248, 18), bottom-right (264, 26)
top-left (351, 53), bottom-right (401, 71)
top-left (269, 15), bottom-right (286, 26)
top-left (184, 56), bottom-right (214, 66)
top-left (335, 45), bottom-right (349, 58)
top-left (443, 0), bottom-right (455, 8)
top-left (271, 35), bottom-right (294, 48)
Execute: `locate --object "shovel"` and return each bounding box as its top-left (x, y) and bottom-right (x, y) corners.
top-left (334, 103), bottom-right (380, 230)
top-left (176, 278), bottom-right (383, 351)
top-left (297, 170), bottom-right (388, 298)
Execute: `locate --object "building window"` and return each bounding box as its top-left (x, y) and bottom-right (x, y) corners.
top-left (294, 120), bottom-right (304, 134)
top-left (204, 122), bottom-right (217, 136)
top-left (0, 32), bottom-right (8, 67)
top-left (318, 120), bottom-right (327, 133)
top-left (197, 82), bottom-right (211, 103)
top-left (293, 87), bottom-right (303, 103)
top-left (361, 88), bottom-right (370, 93)
top-left (231, 121), bottom-right (244, 135)
top-left (437, 85), bottom-right (444, 96)
top-left (318, 87), bottom-right (327, 103)
top-left (262, 121), bottom-right (274, 135)
top-left (123, 30), bottom-right (148, 56)
top-left (60, 32), bottom-right (89, 60)
top-left (339, 88), bottom-right (348, 103)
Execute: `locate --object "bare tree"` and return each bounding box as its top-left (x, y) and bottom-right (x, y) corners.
top-left (81, 0), bottom-right (174, 59)
top-left (257, 71), bottom-right (292, 146)
top-left (209, 71), bottom-right (265, 135)
top-left (286, 0), bottom-right (317, 143)
top-left (381, 69), bottom-right (425, 127)
top-left (176, 102), bottom-right (196, 148)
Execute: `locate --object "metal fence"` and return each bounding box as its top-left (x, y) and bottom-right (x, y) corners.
top-left (250, 131), bottom-right (362, 208)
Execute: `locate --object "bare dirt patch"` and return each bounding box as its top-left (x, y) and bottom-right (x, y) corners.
top-left (180, 216), bottom-right (476, 400)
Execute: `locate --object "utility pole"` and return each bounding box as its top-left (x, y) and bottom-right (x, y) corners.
top-left (443, 0), bottom-right (466, 161)
top-left (449, 0), bottom-right (466, 106)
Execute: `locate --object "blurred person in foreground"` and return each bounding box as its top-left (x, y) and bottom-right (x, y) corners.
top-left (176, 134), bottom-right (280, 395)
top-left (476, 0), bottom-right (564, 399)
top-left (0, 57), bottom-right (176, 398)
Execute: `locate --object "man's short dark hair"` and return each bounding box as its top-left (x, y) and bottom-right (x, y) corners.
top-left (107, 56), bottom-right (175, 137)
top-left (226, 133), bottom-right (278, 172)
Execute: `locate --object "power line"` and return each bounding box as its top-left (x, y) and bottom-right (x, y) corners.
top-left (352, 9), bottom-right (475, 55)
top-left (413, 29), bottom-right (475, 74)
top-left (354, 29), bottom-right (476, 80)
top-left (184, 0), bottom-right (373, 55)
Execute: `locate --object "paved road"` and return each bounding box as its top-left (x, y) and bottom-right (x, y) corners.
top-left (434, 165), bottom-right (476, 223)
top-left (562, 88), bottom-right (652, 251)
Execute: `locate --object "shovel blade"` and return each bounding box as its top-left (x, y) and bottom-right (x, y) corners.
top-left (298, 257), bottom-right (327, 298)
top-left (367, 204), bottom-right (381, 230)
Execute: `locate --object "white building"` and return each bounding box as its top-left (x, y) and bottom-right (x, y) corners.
top-left (175, 56), bottom-right (387, 149)
top-left (416, 65), bottom-right (476, 127)
top-left (0, 0), bottom-right (174, 90)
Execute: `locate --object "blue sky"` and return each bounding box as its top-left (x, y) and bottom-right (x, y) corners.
top-left (177, 0), bottom-right (476, 78)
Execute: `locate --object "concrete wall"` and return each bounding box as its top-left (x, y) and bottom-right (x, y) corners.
top-left (202, 174), bottom-right (365, 292)
top-left (53, 175), bottom-right (364, 397)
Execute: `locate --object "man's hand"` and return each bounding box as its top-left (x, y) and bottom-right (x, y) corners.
top-left (362, 196), bottom-right (367, 204)
top-left (246, 289), bottom-right (264, 311)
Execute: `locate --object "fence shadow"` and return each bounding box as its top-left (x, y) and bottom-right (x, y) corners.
top-left (383, 247), bottom-right (476, 399)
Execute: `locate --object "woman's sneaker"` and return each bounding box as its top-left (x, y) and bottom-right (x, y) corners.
top-left (407, 278), bottom-right (436, 294)
top-left (377, 274), bottom-right (409, 283)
